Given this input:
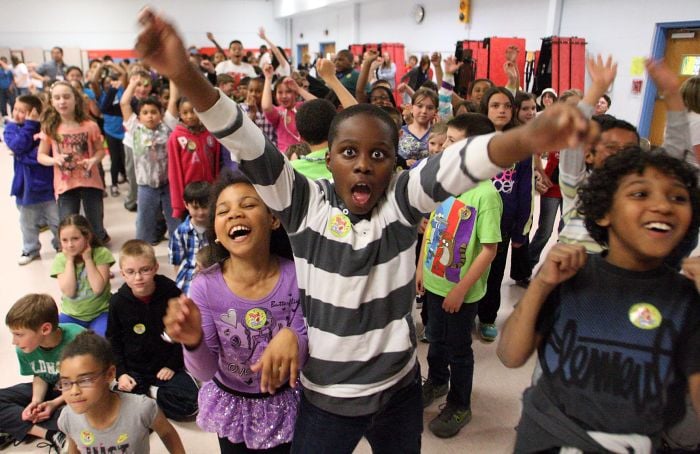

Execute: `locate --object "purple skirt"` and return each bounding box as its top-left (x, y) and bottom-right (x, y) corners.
top-left (196, 380), bottom-right (301, 450)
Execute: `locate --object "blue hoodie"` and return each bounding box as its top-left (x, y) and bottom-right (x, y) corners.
top-left (4, 120), bottom-right (55, 205)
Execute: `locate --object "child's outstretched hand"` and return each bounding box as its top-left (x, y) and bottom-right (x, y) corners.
top-left (315, 58), bottom-right (335, 80)
top-left (250, 328), bottom-right (299, 394)
top-left (257, 26), bottom-right (267, 41)
top-left (135, 8), bottom-right (189, 81)
top-left (21, 401), bottom-right (39, 422)
top-left (524, 103), bottom-right (590, 152)
top-left (164, 295), bottom-right (203, 348)
top-left (682, 257), bottom-right (700, 292)
top-left (430, 52), bottom-right (442, 67)
top-left (645, 59), bottom-right (680, 94)
top-left (118, 373), bottom-right (137, 392)
top-left (536, 244), bottom-right (587, 287)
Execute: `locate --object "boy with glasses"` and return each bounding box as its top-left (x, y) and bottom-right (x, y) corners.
top-left (106, 240), bottom-right (198, 421)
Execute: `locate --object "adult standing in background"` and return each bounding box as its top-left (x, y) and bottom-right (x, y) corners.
top-left (11, 55), bottom-right (30, 96)
top-left (36, 47), bottom-right (68, 84)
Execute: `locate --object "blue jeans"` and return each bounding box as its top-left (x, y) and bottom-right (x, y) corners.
top-left (425, 290), bottom-right (478, 409)
top-left (529, 196), bottom-right (562, 269)
top-left (136, 184), bottom-right (179, 244)
top-left (57, 187), bottom-right (108, 242)
top-left (18, 201), bottom-right (59, 254)
top-left (59, 312), bottom-right (109, 336)
top-left (291, 368), bottom-right (422, 454)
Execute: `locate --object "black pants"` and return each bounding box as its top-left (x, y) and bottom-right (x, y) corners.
top-left (0, 383), bottom-right (62, 441)
top-left (219, 439), bottom-right (291, 453)
top-left (105, 133), bottom-right (126, 187)
top-left (127, 370), bottom-right (199, 421)
top-left (477, 235), bottom-right (510, 324)
top-left (510, 239), bottom-right (531, 281)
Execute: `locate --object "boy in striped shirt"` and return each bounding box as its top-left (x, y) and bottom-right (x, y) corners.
top-left (137, 9), bottom-right (589, 452)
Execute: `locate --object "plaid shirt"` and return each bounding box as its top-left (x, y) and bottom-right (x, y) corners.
top-left (240, 103), bottom-right (277, 147)
top-left (168, 216), bottom-right (208, 295)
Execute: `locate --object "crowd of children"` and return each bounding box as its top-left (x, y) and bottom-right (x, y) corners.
top-left (0, 7), bottom-right (698, 454)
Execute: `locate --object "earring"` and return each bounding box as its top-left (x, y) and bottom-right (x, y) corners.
top-left (214, 238), bottom-right (221, 244)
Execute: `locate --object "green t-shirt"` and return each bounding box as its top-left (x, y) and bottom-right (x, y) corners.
top-left (291, 148), bottom-right (332, 181)
top-left (50, 246), bottom-right (115, 321)
top-left (17, 323), bottom-right (85, 384)
top-left (422, 181), bottom-right (502, 303)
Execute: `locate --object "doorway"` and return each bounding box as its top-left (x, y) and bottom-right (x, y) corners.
top-left (640, 21), bottom-right (700, 143)
top-left (320, 42), bottom-right (336, 60)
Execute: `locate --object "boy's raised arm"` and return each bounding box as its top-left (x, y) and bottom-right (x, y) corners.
top-left (136, 9), bottom-right (218, 113)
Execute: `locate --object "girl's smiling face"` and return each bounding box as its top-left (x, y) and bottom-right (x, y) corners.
top-left (517, 99), bottom-right (537, 124)
top-left (214, 183), bottom-right (279, 258)
top-left (179, 100), bottom-right (201, 128)
top-left (60, 225), bottom-right (89, 258)
top-left (411, 95), bottom-right (436, 127)
top-left (275, 80), bottom-right (296, 109)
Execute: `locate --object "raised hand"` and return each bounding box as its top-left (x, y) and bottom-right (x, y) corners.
top-left (257, 27), bottom-right (267, 41)
top-left (250, 328), bottom-right (300, 394)
top-left (505, 45), bottom-right (519, 63)
top-left (536, 244), bottom-right (587, 286)
top-left (135, 8), bottom-right (190, 81)
top-left (645, 59), bottom-right (680, 96)
top-left (524, 103), bottom-right (589, 152)
top-left (206, 32), bottom-right (215, 41)
top-left (430, 52), bottom-right (442, 67)
top-left (443, 55), bottom-right (462, 75)
top-left (586, 54), bottom-right (617, 93)
top-left (363, 50), bottom-right (379, 65)
top-left (283, 77), bottom-right (300, 93)
top-left (315, 58), bottom-right (336, 80)
top-left (163, 295), bottom-right (203, 348)
top-left (200, 59), bottom-right (215, 73)
top-left (262, 63), bottom-right (274, 79)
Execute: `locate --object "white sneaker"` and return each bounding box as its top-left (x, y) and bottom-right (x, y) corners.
top-left (18, 252), bottom-right (39, 266)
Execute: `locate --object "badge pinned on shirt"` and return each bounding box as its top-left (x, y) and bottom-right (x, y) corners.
top-left (133, 323), bottom-right (146, 334)
top-left (628, 303), bottom-right (662, 330)
top-left (187, 140), bottom-right (197, 152)
top-left (116, 433), bottom-right (129, 444)
top-left (245, 308), bottom-right (268, 330)
top-left (328, 212), bottom-right (351, 238)
top-left (80, 430), bottom-right (95, 446)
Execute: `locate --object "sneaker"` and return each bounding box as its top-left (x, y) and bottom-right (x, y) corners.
top-left (102, 234), bottom-right (111, 245)
top-left (124, 202), bottom-right (137, 212)
top-left (18, 252), bottom-right (39, 266)
top-left (422, 378), bottom-right (448, 408)
top-left (479, 323), bottom-right (498, 342)
top-left (428, 402), bottom-right (472, 438)
top-left (0, 432), bottom-right (14, 449)
top-left (39, 430), bottom-right (66, 453)
top-left (109, 185), bottom-right (120, 197)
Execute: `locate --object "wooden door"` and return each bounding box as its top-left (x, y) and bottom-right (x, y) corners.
top-left (649, 29), bottom-right (700, 145)
top-left (320, 42), bottom-right (336, 60)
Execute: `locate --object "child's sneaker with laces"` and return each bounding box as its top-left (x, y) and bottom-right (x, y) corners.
top-left (18, 252), bottom-right (40, 266)
top-left (479, 322), bottom-right (498, 342)
top-left (428, 402), bottom-right (472, 438)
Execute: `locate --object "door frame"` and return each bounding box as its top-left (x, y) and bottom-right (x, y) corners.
top-left (639, 20), bottom-right (700, 138)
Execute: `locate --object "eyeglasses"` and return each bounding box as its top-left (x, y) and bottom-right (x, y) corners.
top-left (123, 266), bottom-right (156, 278)
top-left (55, 370), bottom-right (106, 391)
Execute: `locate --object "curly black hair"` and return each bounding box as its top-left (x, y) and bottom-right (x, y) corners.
top-left (578, 148), bottom-right (700, 247)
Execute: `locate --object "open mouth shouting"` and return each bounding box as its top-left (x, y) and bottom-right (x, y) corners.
top-left (229, 225), bottom-right (252, 242)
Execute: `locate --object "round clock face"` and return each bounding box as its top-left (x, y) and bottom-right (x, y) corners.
top-left (413, 5), bottom-right (425, 24)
